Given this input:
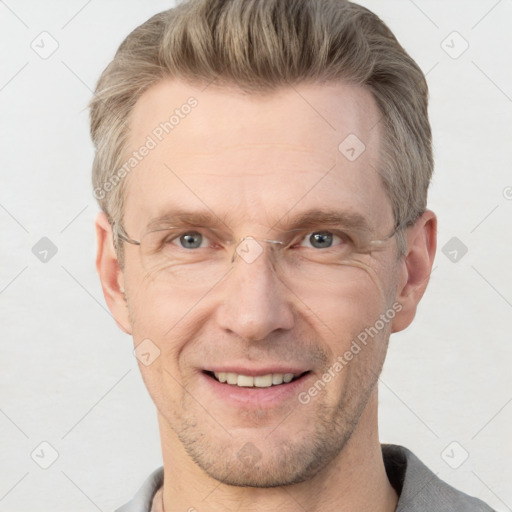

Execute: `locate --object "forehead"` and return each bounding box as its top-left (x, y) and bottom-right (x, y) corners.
top-left (123, 78), bottom-right (392, 234)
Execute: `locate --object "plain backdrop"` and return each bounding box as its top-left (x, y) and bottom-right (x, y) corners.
top-left (1, 1), bottom-right (511, 511)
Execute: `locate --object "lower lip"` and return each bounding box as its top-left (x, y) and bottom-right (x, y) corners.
top-left (199, 372), bottom-right (311, 408)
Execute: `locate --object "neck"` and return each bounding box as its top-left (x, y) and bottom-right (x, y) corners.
top-left (158, 390), bottom-right (397, 512)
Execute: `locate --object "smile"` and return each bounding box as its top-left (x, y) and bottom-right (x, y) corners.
top-left (204, 370), bottom-right (309, 388)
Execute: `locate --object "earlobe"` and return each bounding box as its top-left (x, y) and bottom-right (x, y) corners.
top-left (95, 212), bottom-right (132, 334)
top-left (391, 210), bottom-right (437, 333)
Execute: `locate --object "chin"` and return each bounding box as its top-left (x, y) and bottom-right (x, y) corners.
top-left (176, 410), bottom-right (355, 488)
top-left (186, 441), bottom-right (327, 488)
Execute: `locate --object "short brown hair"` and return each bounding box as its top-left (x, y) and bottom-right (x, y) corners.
top-left (90, 0), bottom-right (432, 254)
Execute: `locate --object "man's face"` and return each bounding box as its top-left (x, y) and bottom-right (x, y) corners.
top-left (119, 79), bottom-right (403, 486)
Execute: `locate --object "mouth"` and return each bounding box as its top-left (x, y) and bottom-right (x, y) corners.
top-left (204, 370), bottom-right (310, 388)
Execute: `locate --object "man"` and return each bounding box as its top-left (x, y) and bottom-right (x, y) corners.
top-left (90, 0), bottom-right (495, 510)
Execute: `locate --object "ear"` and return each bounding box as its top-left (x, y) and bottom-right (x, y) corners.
top-left (391, 210), bottom-right (437, 333)
top-left (95, 212), bottom-right (132, 334)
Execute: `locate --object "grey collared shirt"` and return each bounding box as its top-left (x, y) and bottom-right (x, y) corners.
top-left (115, 444), bottom-right (495, 512)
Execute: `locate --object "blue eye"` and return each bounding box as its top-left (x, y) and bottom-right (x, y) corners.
top-left (310, 232), bottom-right (332, 248)
top-left (175, 231), bottom-right (205, 249)
top-left (300, 231), bottom-right (342, 249)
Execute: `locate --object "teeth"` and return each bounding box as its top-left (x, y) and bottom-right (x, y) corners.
top-left (213, 372), bottom-right (300, 387)
top-left (272, 374), bottom-right (284, 385)
top-left (254, 375), bottom-right (273, 387)
top-left (237, 375), bottom-right (254, 387)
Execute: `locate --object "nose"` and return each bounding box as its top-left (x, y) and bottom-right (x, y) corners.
top-left (215, 239), bottom-right (295, 342)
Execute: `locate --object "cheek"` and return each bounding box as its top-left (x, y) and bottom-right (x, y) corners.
top-left (302, 263), bottom-right (397, 368)
top-left (301, 263), bottom-right (391, 322)
top-left (127, 280), bottom-right (203, 402)
top-left (125, 261), bottom-right (209, 335)
top-left (125, 269), bottom-right (218, 392)
top-left (136, 357), bottom-right (188, 427)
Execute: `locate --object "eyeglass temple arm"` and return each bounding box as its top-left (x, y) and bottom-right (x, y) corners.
top-left (114, 225), bottom-right (141, 246)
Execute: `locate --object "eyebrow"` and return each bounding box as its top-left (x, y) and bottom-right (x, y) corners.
top-left (272, 208), bottom-right (373, 233)
top-left (146, 210), bottom-right (228, 232)
top-left (145, 207), bottom-right (374, 234)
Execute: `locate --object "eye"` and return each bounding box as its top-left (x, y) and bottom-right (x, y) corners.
top-left (299, 231), bottom-right (344, 249)
top-left (171, 231), bottom-right (208, 249)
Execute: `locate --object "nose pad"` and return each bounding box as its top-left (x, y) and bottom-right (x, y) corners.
top-left (233, 237), bottom-right (264, 264)
top-left (231, 236), bottom-right (284, 265)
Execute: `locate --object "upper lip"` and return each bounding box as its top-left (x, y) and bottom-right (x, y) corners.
top-left (203, 366), bottom-right (309, 377)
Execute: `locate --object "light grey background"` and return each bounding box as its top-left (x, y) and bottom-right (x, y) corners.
top-left (1, 1), bottom-right (511, 511)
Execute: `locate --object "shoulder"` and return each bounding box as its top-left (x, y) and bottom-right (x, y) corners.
top-left (114, 449), bottom-right (496, 512)
top-left (114, 467), bottom-right (164, 512)
top-left (382, 444), bottom-right (496, 512)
